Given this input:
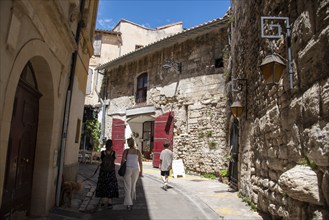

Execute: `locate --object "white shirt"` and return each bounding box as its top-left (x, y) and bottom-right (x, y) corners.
top-left (126, 154), bottom-right (139, 168)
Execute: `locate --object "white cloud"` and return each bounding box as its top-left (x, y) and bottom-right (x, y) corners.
top-left (97, 18), bottom-right (114, 30)
top-left (141, 23), bottom-right (151, 28)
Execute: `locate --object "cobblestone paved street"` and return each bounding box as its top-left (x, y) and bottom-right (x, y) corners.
top-left (46, 162), bottom-right (268, 220)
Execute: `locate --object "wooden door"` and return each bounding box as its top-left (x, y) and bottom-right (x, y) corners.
top-left (1, 79), bottom-right (40, 218)
top-left (112, 118), bottom-right (125, 163)
top-left (153, 112), bottom-right (174, 168)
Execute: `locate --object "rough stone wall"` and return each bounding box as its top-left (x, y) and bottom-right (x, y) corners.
top-left (106, 28), bottom-right (230, 173)
top-left (230, 0), bottom-right (329, 219)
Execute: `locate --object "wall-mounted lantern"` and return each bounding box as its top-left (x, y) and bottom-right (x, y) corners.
top-left (230, 78), bottom-right (247, 119)
top-left (231, 100), bottom-right (244, 118)
top-left (259, 53), bottom-right (286, 84)
top-left (260, 16), bottom-right (293, 89)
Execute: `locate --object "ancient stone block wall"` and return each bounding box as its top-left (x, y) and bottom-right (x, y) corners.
top-left (230, 0), bottom-right (329, 219)
top-left (106, 28), bottom-right (230, 173)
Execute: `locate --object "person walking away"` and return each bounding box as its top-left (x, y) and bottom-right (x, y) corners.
top-left (159, 141), bottom-right (173, 191)
top-left (95, 139), bottom-right (119, 208)
top-left (121, 137), bottom-right (143, 210)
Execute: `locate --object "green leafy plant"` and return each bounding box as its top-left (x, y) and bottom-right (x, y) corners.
top-left (206, 130), bottom-right (213, 137)
top-left (238, 193), bottom-right (257, 212)
top-left (219, 169), bottom-right (229, 177)
top-left (297, 157), bottom-right (318, 170)
top-left (85, 119), bottom-right (101, 151)
top-left (202, 173), bottom-right (217, 179)
top-left (208, 140), bottom-right (217, 149)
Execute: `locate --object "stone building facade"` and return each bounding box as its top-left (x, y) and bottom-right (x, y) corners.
top-left (85, 20), bottom-right (183, 107)
top-left (84, 20), bottom-right (184, 145)
top-left (230, 0), bottom-right (329, 219)
top-left (0, 0), bottom-right (98, 218)
top-left (97, 17), bottom-right (231, 171)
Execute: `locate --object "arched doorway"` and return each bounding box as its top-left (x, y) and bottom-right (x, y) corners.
top-left (1, 62), bottom-right (41, 218)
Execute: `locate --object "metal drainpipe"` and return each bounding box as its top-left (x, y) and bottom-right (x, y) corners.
top-left (55, 0), bottom-right (86, 206)
top-left (98, 69), bottom-right (107, 145)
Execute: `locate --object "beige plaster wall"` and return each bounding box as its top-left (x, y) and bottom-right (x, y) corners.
top-left (0, 0), bottom-right (97, 217)
top-left (114, 21), bottom-right (183, 56)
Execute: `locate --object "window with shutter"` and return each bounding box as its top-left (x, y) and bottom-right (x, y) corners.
top-left (93, 34), bottom-right (102, 56)
top-left (136, 72), bottom-right (148, 103)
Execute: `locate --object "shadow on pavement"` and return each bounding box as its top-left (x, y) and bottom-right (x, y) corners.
top-left (51, 163), bottom-right (151, 220)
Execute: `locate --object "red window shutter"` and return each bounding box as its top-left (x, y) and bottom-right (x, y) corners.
top-left (112, 118), bottom-right (125, 163)
top-left (153, 111), bottom-right (174, 168)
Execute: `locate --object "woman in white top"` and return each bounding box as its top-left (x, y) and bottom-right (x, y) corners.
top-left (121, 137), bottom-right (143, 210)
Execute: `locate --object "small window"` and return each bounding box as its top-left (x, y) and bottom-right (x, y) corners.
top-left (136, 73), bottom-right (148, 103)
top-left (135, 45), bottom-right (144, 50)
top-left (93, 34), bottom-right (102, 56)
top-left (215, 58), bottom-right (224, 68)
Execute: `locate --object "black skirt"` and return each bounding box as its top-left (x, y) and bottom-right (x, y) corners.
top-left (95, 168), bottom-right (119, 198)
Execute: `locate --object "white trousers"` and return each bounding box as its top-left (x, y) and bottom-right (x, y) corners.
top-left (123, 167), bottom-right (139, 206)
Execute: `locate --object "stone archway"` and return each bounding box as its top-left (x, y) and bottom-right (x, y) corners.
top-left (1, 62), bottom-right (42, 218)
top-left (0, 39), bottom-right (60, 217)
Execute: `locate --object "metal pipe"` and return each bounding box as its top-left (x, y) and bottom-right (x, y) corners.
top-left (286, 20), bottom-right (293, 89)
top-left (55, 0), bottom-right (86, 206)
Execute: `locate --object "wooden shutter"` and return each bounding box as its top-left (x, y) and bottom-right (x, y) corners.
top-left (112, 118), bottom-right (125, 163)
top-left (93, 34), bottom-right (102, 56)
top-left (153, 112), bottom-right (174, 167)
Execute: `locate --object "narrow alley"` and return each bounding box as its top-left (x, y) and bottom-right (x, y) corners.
top-left (48, 162), bottom-right (267, 220)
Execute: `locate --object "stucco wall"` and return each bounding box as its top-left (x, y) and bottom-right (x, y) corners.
top-left (114, 21), bottom-right (183, 56)
top-left (0, 0), bottom-right (97, 217)
top-left (230, 0), bottom-right (329, 219)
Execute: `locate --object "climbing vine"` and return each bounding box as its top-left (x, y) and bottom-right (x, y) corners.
top-left (84, 119), bottom-right (101, 151)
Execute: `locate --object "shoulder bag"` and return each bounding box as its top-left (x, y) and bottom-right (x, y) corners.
top-left (118, 150), bottom-right (127, 176)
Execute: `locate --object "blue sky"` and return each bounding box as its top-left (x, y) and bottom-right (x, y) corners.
top-left (96, 0), bottom-right (231, 30)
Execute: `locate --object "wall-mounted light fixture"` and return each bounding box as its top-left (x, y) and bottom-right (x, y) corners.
top-left (260, 16), bottom-right (293, 89)
top-left (230, 78), bottom-right (247, 119)
top-left (259, 53), bottom-right (286, 84)
top-left (231, 100), bottom-right (244, 118)
top-left (162, 59), bottom-right (182, 74)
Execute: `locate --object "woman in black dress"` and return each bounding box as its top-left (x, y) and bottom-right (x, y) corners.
top-left (95, 139), bottom-right (119, 208)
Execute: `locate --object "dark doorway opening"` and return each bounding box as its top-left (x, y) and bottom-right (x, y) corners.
top-left (229, 118), bottom-right (239, 189)
top-left (142, 121), bottom-right (154, 160)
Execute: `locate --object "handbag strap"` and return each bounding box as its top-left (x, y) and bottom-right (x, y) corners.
top-left (122, 149), bottom-right (128, 162)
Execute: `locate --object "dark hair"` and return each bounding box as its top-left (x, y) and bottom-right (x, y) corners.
top-left (105, 139), bottom-right (113, 149)
top-left (163, 142), bottom-right (170, 148)
top-left (127, 137), bottom-right (135, 148)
